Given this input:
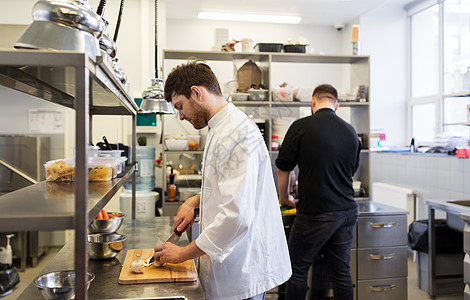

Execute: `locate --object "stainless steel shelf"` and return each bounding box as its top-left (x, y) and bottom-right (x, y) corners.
top-left (164, 150), bottom-right (204, 154)
top-left (0, 49), bottom-right (138, 115)
top-left (163, 49), bottom-right (270, 62)
top-left (0, 165), bottom-right (135, 231)
top-left (444, 122), bottom-right (470, 126)
top-left (443, 91), bottom-right (470, 98)
top-left (163, 49), bottom-right (369, 64)
top-left (270, 53), bottom-right (370, 64)
top-left (231, 100), bottom-right (269, 106)
top-left (0, 49), bottom-right (138, 299)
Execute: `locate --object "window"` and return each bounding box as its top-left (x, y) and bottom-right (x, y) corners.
top-left (411, 5), bottom-right (439, 98)
top-left (444, 0), bottom-right (470, 93)
top-left (412, 102), bottom-right (437, 142)
top-left (408, 0), bottom-right (470, 144)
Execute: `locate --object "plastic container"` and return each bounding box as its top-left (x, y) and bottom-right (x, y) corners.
top-left (187, 135), bottom-right (201, 151)
top-left (72, 145), bottom-right (99, 158)
top-left (44, 158), bottom-right (75, 181)
top-left (294, 88), bottom-right (314, 102)
top-left (231, 93), bottom-right (250, 101)
top-left (123, 146), bottom-right (155, 192)
top-left (272, 87), bottom-right (294, 101)
top-left (271, 135), bottom-right (279, 151)
top-left (44, 158), bottom-right (113, 181)
top-left (98, 149), bottom-right (124, 158)
top-left (90, 157), bottom-right (121, 178)
top-left (254, 43), bottom-right (283, 52)
top-left (283, 44), bottom-right (308, 53)
top-left (0, 234), bottom-right (14, 265)
top-left (248, 89), bottom-right (268, 101)
top-left (87, 160), bottom-right (113, 181)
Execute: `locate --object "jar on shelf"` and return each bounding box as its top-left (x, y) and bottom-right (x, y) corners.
top-left (272, 135), bottom-right (279, 151)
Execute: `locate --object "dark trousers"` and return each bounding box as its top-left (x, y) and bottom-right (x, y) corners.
top-left (286, 207), bottom-right (358, 300)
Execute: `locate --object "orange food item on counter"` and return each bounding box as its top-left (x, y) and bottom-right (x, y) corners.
top-left (96, 211), bottom-right (103, 219)
top-left (108, 213), bottom-right (122, 218)
top-left (101, 209), bottom-right (109, 219)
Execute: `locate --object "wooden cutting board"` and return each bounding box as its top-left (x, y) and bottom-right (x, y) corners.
top-left (118, 249), bottom-right (197, 284)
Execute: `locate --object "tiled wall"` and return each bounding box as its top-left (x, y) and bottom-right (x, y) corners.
top-left (371, 152), bottom-right (470, 219)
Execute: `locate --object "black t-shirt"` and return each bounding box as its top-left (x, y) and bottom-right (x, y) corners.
top-left (275, 108), bottom-right (360, 213)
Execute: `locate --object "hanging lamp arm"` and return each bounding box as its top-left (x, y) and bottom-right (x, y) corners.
top-left (155, 0), bottom-right (159, 78)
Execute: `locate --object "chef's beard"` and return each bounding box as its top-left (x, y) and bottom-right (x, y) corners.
top-left (189, 98), bottom-right (210, 130)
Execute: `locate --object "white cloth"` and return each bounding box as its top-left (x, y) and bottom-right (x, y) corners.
top-left (195, 103), bottom-right (291, 300)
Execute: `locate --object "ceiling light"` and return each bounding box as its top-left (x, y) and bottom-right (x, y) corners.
top-left (198, 11), bottom-right (301, 24)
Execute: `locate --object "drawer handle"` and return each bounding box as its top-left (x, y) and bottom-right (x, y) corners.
top-left (370, 284), bottom-right (397, 292)
top-left (369, 222), bottom-right (396, 228)
top-left (369, 253), bottom-right (396, 260)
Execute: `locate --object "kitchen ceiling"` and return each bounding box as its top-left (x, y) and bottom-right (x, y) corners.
top-left (166, 0), bottom-right (416, 26)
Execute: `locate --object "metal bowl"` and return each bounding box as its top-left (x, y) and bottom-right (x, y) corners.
top-left (88, 212), bottom-right (125, 233)
top-left (87, 233), bottom-right (127, 260)
top-left (34, 270), bottom-right (94, 300)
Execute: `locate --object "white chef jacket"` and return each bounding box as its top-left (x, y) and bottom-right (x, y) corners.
top-left (195, 103), bottom-right (292, 300)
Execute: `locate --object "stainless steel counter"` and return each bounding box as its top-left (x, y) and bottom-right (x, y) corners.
top-left (357, 200), bottom-right (409, 216)
top-left (426, 198), bottom-right (470, 298)
top-left (18, 217), bottom-right (205, 299)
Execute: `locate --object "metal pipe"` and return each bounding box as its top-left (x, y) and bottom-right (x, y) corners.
top-left (155, 0), bottom-right (158, 78)
top-left (113, 0), bottom-right (125, 42)
top-left (0, 159), bottom-right (38, 184)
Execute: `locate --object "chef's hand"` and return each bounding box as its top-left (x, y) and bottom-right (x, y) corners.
top-left (286, 194), bottom-right (296, 207)
top-left (174, 194), bottom-right (199, 233)
top-left (153, 242), bottom-right (186, 265)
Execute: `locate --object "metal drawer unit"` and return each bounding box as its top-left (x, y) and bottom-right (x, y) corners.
top-left (461, 215), bottom-right (470, 299)
top-left (357, 246), bottom-right (408, 279)
top-left (354, 211), bottom-right (408, 299)
top-left (357, 278), bottom-right (408, 299)
top-left (357, 215), bottom-right (407, 248)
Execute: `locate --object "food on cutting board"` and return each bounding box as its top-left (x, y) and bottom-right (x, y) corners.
top-left (131, 255), bottom-right (145, 273)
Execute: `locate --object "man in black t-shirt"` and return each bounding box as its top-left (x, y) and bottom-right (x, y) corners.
top-left (276, 84), bottom-right (360, 300)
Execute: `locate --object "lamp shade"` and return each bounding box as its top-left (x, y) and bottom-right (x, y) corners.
top-left (139, 78), bottom-right (175, 114)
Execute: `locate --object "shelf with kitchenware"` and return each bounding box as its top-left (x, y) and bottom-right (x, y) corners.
top-left (0, 49), bottom-right (138, 227)
top-left (0, 49), bottom-right (138, 299)
top-left (161, 146), bottom-right (203, 215)
top-left (162, 49), bottom-right (371, 213)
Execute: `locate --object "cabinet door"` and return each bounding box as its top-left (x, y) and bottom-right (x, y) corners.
top-left (357, 215), bottom-right (407, 248)
top-left (357, 246), bottom-right (408, 280)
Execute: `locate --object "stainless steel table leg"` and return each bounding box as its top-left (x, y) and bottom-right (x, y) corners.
top-left (20, 232), bottom-right (26, 272)
top-left (428, 206), bottom-right (436, 298)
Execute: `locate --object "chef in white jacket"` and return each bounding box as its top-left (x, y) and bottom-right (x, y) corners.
top-left (153, 60), bottom-right (291, 300)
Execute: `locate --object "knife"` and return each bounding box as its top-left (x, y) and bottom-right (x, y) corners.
top-left (148, 229), bottom-right (184, 264)
top-left (149, 211), bottom-right (198, 264)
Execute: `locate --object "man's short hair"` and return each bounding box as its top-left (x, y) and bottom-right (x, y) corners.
top-left (164, 59), bottom-right (222, 102)
top-left (312, 84), bottom-right (338, 103)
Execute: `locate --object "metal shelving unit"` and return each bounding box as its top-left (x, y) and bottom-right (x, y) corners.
top-left (0, 49), bottom-right (138, 299)
top-left (161, 50), bottom-right (371, 213)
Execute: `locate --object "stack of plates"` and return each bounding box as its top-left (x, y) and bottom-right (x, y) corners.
top-left (272, 118), bottom-right (295, 145)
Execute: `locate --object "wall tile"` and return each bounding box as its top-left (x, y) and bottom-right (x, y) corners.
top-left (437, 170), bottom-right (451, 191)
top-left (450, 171), bottom-right (464, 193)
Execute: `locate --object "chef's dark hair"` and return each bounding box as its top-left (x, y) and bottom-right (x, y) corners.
top-left (164, 59), bottom-right (222, 102)
top-left (312, 84), bottom-right (338, 103)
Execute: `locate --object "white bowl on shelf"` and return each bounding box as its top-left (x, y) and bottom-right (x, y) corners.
top-left (164, 139), bottom-right (188, 151)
